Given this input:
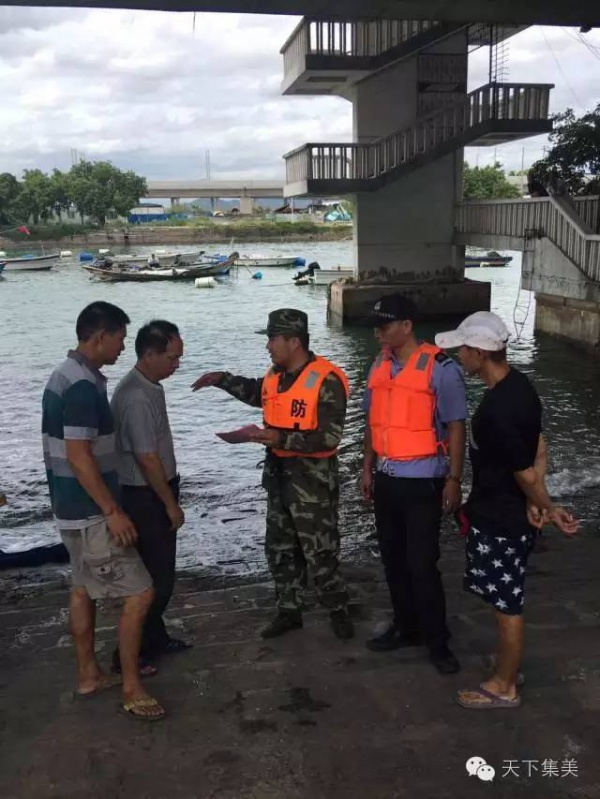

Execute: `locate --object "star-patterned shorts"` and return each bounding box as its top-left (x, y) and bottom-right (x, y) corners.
top-left (464, 526), bottom-right (535, 615)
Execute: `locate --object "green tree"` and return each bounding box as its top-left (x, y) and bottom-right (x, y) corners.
top-left (49, 169), bottom-right (71, 221)
top-left (67, 160), bottom-right (147, 225)
top-left (529, 105), bottom-right (600, 196)
top-left (463, 162), bottom-right (522, 200)
top-left (0, 172), bottom-right (21, 225)
top-left (13, 169), bottom-right (54, 223)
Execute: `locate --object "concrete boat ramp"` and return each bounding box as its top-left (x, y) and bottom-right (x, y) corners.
top-left (1, 532), bottom-right (599, 799)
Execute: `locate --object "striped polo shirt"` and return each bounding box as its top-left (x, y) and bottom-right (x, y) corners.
top-left (42, 350), bottom-right (120, 527)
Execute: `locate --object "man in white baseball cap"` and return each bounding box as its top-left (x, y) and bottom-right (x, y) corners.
top-left (435, 311), bottom-right (579, 710)
top-left (435, 311), bottom-right (510, 353)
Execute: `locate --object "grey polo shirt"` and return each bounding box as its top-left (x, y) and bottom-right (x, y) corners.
top-left (111, 367), bottom-right (177, 487)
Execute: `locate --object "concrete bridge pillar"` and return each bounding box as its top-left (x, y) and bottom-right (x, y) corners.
top-left (330, 29), bottom-right (490, 322)
top-left (523, 237), bottom-right (600, 354)
top-left (240, 195), bottom-right (254, 215)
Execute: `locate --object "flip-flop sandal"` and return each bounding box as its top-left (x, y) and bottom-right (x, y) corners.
top-left (122, 697), bottom-right (166, 722)
top-left (456, 684), bottom-right (522, 710)
top-left (73, 673), bottom-right (122, 700)
top-left (484, 654), bottom-right (525, 686)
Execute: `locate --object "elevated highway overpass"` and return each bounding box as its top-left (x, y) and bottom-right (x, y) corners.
top-left (145, 180), bottom-right (285, 213)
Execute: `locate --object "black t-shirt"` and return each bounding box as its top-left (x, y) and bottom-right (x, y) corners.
top-left (466, 368), bottom-right (542, 537)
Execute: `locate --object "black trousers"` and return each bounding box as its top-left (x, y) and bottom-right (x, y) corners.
top-left (373, 473), bottom-right (449, 653)
top-left (121, 476), bottom-right (180, 651)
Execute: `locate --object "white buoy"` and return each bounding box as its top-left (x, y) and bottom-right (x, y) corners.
top-left (0, 251), bottom-right (6, 257)
top-left (99, 248), bottom-right (110, 254)
top-left (194, 277), bottom-right (217, 289)
top-left (60, 250), bottom-right (73, 257)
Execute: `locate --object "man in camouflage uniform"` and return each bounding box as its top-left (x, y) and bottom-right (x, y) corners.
top-left (191, 308), bottom-right (353, 640)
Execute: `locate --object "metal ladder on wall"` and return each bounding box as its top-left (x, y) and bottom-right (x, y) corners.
top-left (512, 235), bottom-right (537, 341)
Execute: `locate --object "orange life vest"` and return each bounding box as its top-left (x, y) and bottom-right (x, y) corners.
top-left (262, 356), bottom-right (349, 459)
top-left (367, 343), bottom-right (446, 461)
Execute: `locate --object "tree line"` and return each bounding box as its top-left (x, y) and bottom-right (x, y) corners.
top-left (0, 161), bottom-right (147, 228)
top-left (529, 104), bottom-right (600, 196)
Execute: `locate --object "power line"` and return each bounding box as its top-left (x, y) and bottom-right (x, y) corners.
top-left (539, 28), bottom-right (585, 109)
top-left (562, 26), bottom-right (600, 61)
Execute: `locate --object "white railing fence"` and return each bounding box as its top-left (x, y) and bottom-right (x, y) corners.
top-left (455, 197), bottom-right (600, 282)
top-left (284, 83), bottom-right (552, 185)
top-left (281, 17), bottom-right (438, 76)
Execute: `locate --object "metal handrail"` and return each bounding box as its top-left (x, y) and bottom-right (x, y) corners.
top-left (281, 17), bottom-right (436, 59)
top-left (284, 83), bottom-right (553, 185)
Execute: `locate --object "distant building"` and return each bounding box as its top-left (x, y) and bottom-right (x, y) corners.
top-left (307, 199), bottom-right (352, 222)
top-left (129, 202), bottom-right (168, 224)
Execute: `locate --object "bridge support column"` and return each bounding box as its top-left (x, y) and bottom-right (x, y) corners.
top-left (240, 196), bottom-right (254, 215)
top-left (330, 29), bottom-right (490, 323)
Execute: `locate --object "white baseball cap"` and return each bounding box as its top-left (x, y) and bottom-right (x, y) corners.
top-left (435, 311), bottom-right (510, 352)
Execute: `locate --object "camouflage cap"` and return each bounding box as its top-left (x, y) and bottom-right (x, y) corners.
top-left (256, 308), bottom-right (309, 336)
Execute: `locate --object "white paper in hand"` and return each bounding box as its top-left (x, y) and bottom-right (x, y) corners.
top-left (216, 424), bottom-right (263, 444)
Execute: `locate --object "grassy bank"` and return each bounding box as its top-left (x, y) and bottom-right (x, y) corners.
top-left (0, 219), bottom-right (352, 250)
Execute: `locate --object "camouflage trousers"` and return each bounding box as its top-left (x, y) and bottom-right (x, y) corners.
top-left (265, 484), bottom-right (348, 613)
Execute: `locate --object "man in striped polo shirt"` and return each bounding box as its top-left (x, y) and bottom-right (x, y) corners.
top-left (42, 301), bottom-right (164, 721)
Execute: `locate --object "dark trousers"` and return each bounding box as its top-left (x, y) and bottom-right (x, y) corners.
top-left (121, 476), bottom-right (180, 652)
top-left (373, 473), bottom-right (449, 653)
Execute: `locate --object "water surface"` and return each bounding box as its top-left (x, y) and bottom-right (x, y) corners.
top-left (1, 243), bottom-right (597, 580)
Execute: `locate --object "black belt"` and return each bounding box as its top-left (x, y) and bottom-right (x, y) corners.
top-left (122, 474), bottom-right (180, 492)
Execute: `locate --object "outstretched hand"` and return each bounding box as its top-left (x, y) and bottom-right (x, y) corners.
top-left (191, 371), bottom-right (224, 392)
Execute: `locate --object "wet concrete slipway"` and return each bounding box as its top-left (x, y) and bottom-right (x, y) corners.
top-left (1, 537), bottom-right (599, 799)
top-left (1, 244), bottom-right (599, 797)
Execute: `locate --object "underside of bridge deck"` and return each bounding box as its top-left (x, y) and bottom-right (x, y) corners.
top-left (3, 0), bottom-right (600, 26)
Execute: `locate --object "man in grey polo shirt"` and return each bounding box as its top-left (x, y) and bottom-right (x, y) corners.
top-left (112, 319), bottom-right (190, 660)
top-left (42, 301), bottom-right (165, 721)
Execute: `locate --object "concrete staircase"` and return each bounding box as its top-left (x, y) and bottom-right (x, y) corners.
top-left (281, 18), bottom-right (526, 96)
top-left (284, 82), bottom-right (553, 197)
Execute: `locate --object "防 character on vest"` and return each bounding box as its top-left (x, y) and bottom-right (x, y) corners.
top-left (361, 294), bottom-right (467, 675)
top-left (434, 312), bottom-right (579, 709)
top-left (191, 308), bottom-right (354, 641)
top-left (111, 320), bottom-right (192, 665)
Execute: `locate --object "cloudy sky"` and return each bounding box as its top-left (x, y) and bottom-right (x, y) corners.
top-left (0, 6), bottom-right (599, 183)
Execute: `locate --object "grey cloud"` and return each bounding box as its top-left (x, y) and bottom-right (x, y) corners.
top-left (0, 7), bottom-right (83, 33)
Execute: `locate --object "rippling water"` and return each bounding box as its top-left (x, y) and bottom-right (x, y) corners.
top-left (1, 242), bottom-right (598, 578)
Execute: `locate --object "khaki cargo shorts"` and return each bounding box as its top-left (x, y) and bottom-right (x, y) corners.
top-left (60, 518), bottom-right (152, 600)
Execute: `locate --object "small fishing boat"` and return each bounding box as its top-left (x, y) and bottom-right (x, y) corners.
top-left (293, 262), bottom-right (354, 285)
top-left (465, 250), bottom-right (513, 268)
top-left (235, 254), bottom-right (305, 268)
top-left (83, 252), bottom-right (238, 282)
top-left (1, 251), bottom-right (60, 271)
top-left (96, 249), bottom-right (202, 267)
